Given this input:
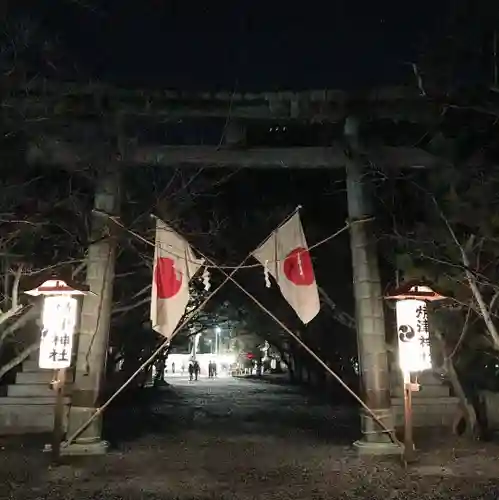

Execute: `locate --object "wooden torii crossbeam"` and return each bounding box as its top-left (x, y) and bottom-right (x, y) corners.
top-left (5, 79), bottom-right (450, 170)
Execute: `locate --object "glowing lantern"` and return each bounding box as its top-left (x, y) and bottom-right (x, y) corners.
top-left (25, 279), bottom-right (89, 370)
top-left (395, 299), bottom-right (431, 373)
top-left (385, 281), bottom-right (447, 462)
top-left (386, 281), bottom-right (446, 376)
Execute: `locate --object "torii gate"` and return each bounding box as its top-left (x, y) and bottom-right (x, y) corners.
top-left (9, 81), bottom-right (444, 455)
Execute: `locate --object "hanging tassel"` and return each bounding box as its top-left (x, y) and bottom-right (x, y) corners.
top-left (297, 250), bottom-right (304, 277)
top-left (264, 260), bottom-right (271, 288)
top-left (202, 267), bottom-right (211, 291)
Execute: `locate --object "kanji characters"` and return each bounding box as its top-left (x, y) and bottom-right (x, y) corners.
top-left (58, 349), bottom-right (69, 362)
top-left (415, 304), bottom-right (429, 334)
top-left (38, 296), bottom-right (78, 369)
top-left (396, 300), bottom-right (432, 372)
top-left (60, 334), bottom-right (71, 346)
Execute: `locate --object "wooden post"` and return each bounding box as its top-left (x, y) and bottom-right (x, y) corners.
top-left (51, 368), bottom-right (66, 464)
top-left (403, 372), bottom-right (415, 462)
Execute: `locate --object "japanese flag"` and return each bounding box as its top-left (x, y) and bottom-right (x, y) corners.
top-left (150, 218), bottom-right (204, 338)
top-left (252, 212), bottom-right (320, 324)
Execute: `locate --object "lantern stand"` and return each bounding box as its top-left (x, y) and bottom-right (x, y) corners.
top-left (385, 281), bottom-right (446, 464)
top-left (25, 279), bottom-right (89, 464)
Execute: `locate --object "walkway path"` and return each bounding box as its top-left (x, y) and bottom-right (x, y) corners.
top-left (1, 376), bottom-right (499, 499)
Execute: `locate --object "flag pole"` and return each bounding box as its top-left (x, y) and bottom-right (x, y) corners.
top-left (151, 206), bottom-right (302, 260)
top-left (249, 205), bottom-right (302, 255)
top-left (193, 251), bottom-right (401, 448)
top-left (62, 255), bottom-right (250, 449)
top-left (143, 210), bottom-right (399, 445)
top-left (63, 207), bottom-right (313, 447)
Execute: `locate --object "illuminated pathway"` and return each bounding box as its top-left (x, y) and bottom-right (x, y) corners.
top-left (1, 376), bottom-right (499, 500)
top-left (132, 374), bottom-right (357, 441)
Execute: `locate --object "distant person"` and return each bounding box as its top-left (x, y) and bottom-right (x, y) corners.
top-left (193, 360), bottom-right (200, 381)
top-left (172, 362), bottom-right (175, 374)
top-left (154, 357), bottom-right (165, 385)
top-left (188, 362), bottom-right (194, 381)
top-left (181, 363), bottom-right (185, 375)
top-left (208, 360), bottom-right (214, 378)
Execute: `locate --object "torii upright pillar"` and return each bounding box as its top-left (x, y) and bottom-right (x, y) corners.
top-left (64, 164), bottom-right (120, 455)
top-left (344, 117), bottom-right (400, 455)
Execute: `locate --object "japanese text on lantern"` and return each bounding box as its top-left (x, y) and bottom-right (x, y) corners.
top-left (395, 299), bottom-right (432, 374)
top-left (38, 296), bottom-right (78, 369)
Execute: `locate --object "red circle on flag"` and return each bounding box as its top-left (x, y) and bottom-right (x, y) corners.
top-left (283, 247), bottom-right (315, 286)
top-left (154, 257), bottom-right (182, 299)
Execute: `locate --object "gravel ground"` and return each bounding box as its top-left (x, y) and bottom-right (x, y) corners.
top-left (1, 376), bottom-right (499, 499)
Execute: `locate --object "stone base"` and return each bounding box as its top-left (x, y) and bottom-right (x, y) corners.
top-left (353, 439), bottom-right (403, 456)
top-left (0, 400), bottom-right (70, 435)
top-left (391, 396), bottom-right (459, 428)
top-left (44, 439), bottom-right (109, 456)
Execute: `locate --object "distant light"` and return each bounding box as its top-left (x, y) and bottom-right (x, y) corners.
top-left (215, 326), bottom-right (221, 334)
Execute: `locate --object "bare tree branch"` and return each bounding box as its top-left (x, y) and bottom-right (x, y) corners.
top-left (0, 304), bottom-right (38, 347)
top-left (0, 303), bottom-right (22, 327)
top-left (318, 285), bottom-right (356, 331)
top-left (112, 296), bottom-right (150, 316)
top-left (0, 341), bottom-right (39, 381)
top-left (11, 263), bottom-right (22, 309)
top-left (449, 305), bottom-right (472, 359)
top-left (434, 197), bottom-right (499, 350)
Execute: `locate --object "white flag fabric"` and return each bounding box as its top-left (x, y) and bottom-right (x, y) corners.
top-left (252, 212), bottom-right (320, 324)
top-left (150, 218), bottom-right (204, 338)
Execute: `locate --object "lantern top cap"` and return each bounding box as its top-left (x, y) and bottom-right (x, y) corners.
top-left (385, 280), bottom-right (447, 302)
top-left (24, 279), bottom-right (90, 297)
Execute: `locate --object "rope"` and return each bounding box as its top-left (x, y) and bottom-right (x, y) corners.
top-left (63, 208), bottom-right (300, 447)
top-left (83, 239), bottom-right (112, 375)
top-left (66, 210), bottom-right (398, 448)
top-left (62, 255), bottom-right (250, 448)
top-left (108, 210), bottom-right (398, 446)
top-left (191, 251), bottom-right (402, 448)
top-left (100, 210), bottom-right (369, 270)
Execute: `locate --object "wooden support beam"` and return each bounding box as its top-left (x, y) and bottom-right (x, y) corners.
top-left (130, 145), bottom-right (444, 169)
top-left (5, 81), bottom-right (439, 123)
top-left (27, 139), bottom-right (446, 170)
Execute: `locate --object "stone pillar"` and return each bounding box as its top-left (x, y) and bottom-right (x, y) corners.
top-left (344, 117), bottom-right (400, 455)
top-left (64, 165), bottom-right (120, 455)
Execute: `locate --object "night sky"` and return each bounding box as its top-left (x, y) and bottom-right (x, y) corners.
top-left (7, 1), bottom-right (496, 311)
top-left (21, 0), bottom-right (473, 90)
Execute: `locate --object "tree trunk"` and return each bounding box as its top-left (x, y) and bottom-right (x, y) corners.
top-left (435, 330), bottom-right (478, 438)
